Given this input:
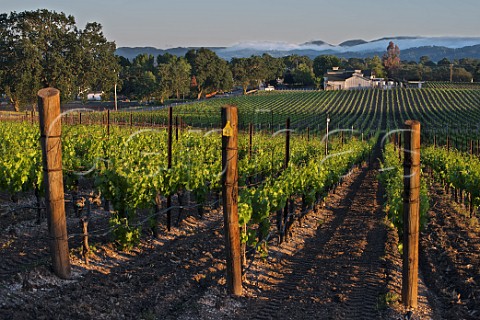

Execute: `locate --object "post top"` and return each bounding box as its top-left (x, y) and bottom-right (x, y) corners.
top-left (38, 87), bottom-right (60, 98)
top-left (405, 120), bottom-right (420, 126)
top-left (405, 120), bottom-right (420, 124)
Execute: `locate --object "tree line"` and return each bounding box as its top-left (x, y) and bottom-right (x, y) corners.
top-left (1, 10), bottom-right (480, 111)
top-left (113, 45), bottom-right (480, 102)
top-left (394, 56), bottom-right (480, 82)
top-left (119, 52), bottom-right (387, 102)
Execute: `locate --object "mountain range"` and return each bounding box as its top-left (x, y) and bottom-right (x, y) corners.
top-left (115, 36), bottom-right (480, 62)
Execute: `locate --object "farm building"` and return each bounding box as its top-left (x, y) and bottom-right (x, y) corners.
top-left (323, 67), bottom-right (377, 90)
top-left (87, 92), bottom-right (104, 101)
top-left (76, 91), bottom-right (104, 101)
top-left (260, 84), bottom-right (275, 91)
top-left (407, 81), bottom-right (426, 89)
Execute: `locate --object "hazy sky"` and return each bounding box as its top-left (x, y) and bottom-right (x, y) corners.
top-left (2, 0), bottom-right (479, 48)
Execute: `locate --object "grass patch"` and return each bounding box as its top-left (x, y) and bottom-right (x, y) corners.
top-left (378, 291), bottom-right (400, 310)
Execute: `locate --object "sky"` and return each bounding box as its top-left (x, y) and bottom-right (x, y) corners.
top-left (2, 0), bottom-right (480, 48)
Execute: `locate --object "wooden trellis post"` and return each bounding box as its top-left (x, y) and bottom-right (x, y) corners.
top-left (221, 105), bottom-right (242, 296)
top-left (282, 118), bottom-right (291, 242)
top-left (249, 123), bottom-right (253, 159)
top-left (175, 115), bottom-right (179, 141)
top-left (38, 88), bottom-right (71, 279)
top-left (167, 106), bottom-right (173, 231)
top-left (402, 120), bottom-right (421, 308)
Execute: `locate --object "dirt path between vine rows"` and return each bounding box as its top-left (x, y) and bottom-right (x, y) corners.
top-left (238, 163), bottom-right (391, 319)
top-left (419, 181), bottom-right (480, 319)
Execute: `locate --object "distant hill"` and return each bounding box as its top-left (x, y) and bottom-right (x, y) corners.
top-left (115, 46), bottom-right (226, 61)
top-left (116, 36), bottom-right (480, 62)
top-left (400, 44), bottom-right (480, 62)
top-left (339, 39), bottom-right (368, 47)
top-left (301, 40), bottom-right (332, 46)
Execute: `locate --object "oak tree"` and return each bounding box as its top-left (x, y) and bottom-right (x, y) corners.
top-left (0, 10), bottom-right (119, 110)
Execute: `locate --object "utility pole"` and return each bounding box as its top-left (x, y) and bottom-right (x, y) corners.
top-left (450, 64), bottom-right (453, 83)
top-left (114, 81), bottom-right (118, 111)
top-left (114, 68), bottom-right (119, 111)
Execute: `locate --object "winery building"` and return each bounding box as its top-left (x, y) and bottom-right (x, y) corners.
top-left (323, 67), bottom-right (380, 90)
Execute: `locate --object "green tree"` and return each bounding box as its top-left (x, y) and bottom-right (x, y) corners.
top-left (312, 55), bottom-right (342, 78)
top-left (230, 58), bottom-right (250, 94)
top-left (452, 68), bottom-right (473, 82)
top-left (345, 58), bottom-right (367, 70)
top-left (282, 55), bottom-right (313, 87)
top-left (396, 64), bottom-right (421, 81)
top-left (366, 55), bottom-right (386, 78)
top-left (155, 64), bottom-right (172, 104)
top-left (133, 54), bottom-right (157, 101)
top-left (437, 57), bottom-right (451, 66)
top-left (187, 48), bottom-right (232, 99)
top-left (122, 54), bottom-right (157, 101)
top-left (157, 52), bottom-right (174, 65)
top-left (157, 55), bottom-right (191, 101)
top-left (0, 20), bottom-right (40, 111)
top-left (262, 53), bottom-right (285, 85)
top-left (0, 10), bottom-right (118, 110)
top-left (231, 56), bottom-right (266, 94)
top-left (419, 56), bottom-right (436, 67)
top-left (77, 22), bottom-right (120, 101)
top-left (0, 10), bottom-right (77, 110)
top-left (293, 63), bottom-right (315, 86)
top-left (431, 66), bottom-right (450, 81)
top-left (284, 55), bottom-right (312, 70)
top-left (458, 58), bottom-right (479, 77)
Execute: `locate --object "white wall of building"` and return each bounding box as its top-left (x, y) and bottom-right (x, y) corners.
top-left (345, 76), bottom-right (372, 89)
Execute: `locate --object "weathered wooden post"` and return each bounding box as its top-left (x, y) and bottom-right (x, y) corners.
top-left (402, 120), bottom-right (421, 308)
top-left (175, 115), bottom-right (179, 141)
top-left (37, 88), bottom-right (71, 279)
top-left (271, 111), bottom-right (274, 135)
top-left (398, 133), bottom-right (402, 159)
top-left (248, 123), bottom-right (253, 160)
top-left (80, 216), bottom-right (89, 264)
top-left (282, 118), bottom-right (291, 242)
top-left (167, 106), bottom-right (173, 231)
top-left (221, 105), bottom-right (242, 296)
top-left (284, 118), bottom-right (291, 169)
top-left (106, 109), bottom-right (110, 136)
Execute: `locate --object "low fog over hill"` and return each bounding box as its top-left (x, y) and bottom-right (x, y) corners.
top-left (116, 36), bottom-right (480, 62)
